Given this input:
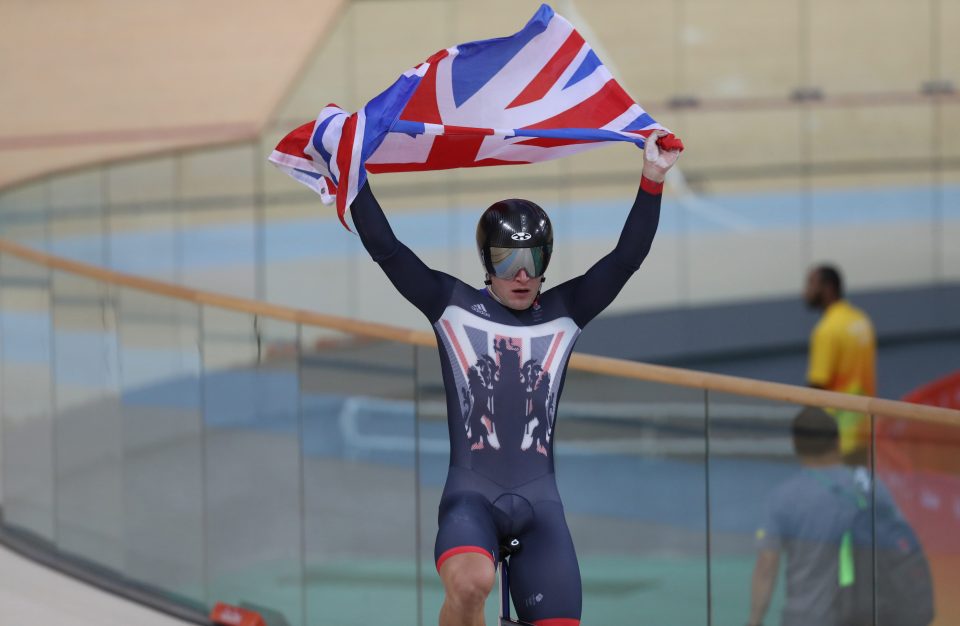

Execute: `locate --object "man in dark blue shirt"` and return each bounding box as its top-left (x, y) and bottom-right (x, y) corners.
top-left (350, 131), bottom-right (681, 626)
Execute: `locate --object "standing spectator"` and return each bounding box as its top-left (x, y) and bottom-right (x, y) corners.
top-left (747, 408), bottom-right (907, 626)
top-left (804, 265), bottom-right (876, 464)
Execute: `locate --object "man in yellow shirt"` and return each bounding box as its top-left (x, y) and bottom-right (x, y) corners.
top-left (804, 265), bottom-right (877, 464)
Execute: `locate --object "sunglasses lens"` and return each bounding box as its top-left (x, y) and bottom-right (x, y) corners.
top-left (489, 246), bottom-right (548, 279)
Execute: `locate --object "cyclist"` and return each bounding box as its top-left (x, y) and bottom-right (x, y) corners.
top-left (350, 130), bottom-right (681, 626)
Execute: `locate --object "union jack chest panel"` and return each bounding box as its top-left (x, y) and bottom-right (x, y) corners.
top-left (434, 295), bottom-right (580, 461)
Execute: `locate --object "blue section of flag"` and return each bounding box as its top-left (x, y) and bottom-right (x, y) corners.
top-left (294, 168), bottom-right (323, 180)
top-left (311, 115), bottom-right (337, 166)
top-left (563, 50), bottom-right (602, 89)
top-left (393, 120), bottom-right (426, 137)
top-left (360, 74), bottom-right (425, 165)
top-left (514, 127), bottom-right (642, 144)
top-left (450, 4), bottom-right (553, 107)
top-left (623, 112), bottom-right (656, 131)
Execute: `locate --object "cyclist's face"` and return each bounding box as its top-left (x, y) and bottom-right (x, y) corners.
top-left (489, 268), bottom-right (541, 310)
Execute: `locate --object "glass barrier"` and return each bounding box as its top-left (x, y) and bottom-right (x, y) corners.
top-left (0, 252), bottom-right (56, 541)
top-left (117, 287), bottom-right (205, 608)
top-left (556, 370), bottom-right (709, 626)
top-left (706, 392), bottom-right (815, 626)
top-left (201, 308), bottom-right (304, 624)
top-left (51, 270), bottom-right (124, 570)
top-left (48, 169), bottom-right (107, 266)
top-left (302, 334), bottom-right (418, 626)
top-left (0, 262), bottom-right (958, 625)
top-left (0, 181), bottom-right (49, 249)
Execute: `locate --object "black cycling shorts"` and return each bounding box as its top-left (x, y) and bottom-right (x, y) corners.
top-left (434, 469), bottom-right (582, 626)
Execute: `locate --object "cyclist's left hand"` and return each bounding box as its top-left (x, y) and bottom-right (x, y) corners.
top-left (642, 129), bottom-right (683, 182)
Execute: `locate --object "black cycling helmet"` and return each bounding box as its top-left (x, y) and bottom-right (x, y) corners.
top-left (476, 199), bottom-right (553, 280)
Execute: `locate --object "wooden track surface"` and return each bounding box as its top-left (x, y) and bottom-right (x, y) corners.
top-left (0, 0), bottom-right (344, 187)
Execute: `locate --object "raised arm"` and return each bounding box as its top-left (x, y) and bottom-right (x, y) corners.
top-left (350, 181), bottom-right (455, 322)
top-left (555, 130), bottom-right (681, 327)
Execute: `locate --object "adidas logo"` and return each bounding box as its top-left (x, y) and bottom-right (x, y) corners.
top-left (470, 303), bottom-right (491, 317)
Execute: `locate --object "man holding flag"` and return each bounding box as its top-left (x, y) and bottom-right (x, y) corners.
top-left (272, 5), bottom-right (682, 624)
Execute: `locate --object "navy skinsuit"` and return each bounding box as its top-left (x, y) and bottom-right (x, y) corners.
top-left (351, 180), bottom-right (661, 625)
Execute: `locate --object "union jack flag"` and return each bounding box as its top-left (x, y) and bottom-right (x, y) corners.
top-left (269, 4), bottom-right (680, 230)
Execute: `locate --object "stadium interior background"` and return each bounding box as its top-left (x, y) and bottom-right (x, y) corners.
top-left (1, 1), bottom-right (958, 625)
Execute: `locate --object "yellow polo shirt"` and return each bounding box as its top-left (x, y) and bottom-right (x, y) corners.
top-left (807, 300), bottom-right (877, 454)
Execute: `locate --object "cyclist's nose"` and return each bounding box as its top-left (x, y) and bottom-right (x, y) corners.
top-left (515, 268), bottom-right (531, 283)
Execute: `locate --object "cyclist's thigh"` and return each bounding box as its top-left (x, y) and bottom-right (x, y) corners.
top-left (509, 501), bottom-right (582, 625)
top-left (434, 491), bottom-right (498, 572)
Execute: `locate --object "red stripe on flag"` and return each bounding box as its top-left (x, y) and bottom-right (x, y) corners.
top-left (322, 176), bottom-right (339, 199)
top-left (367, 162), bottom-right (429, 173)
top-left (512, 136), bottom-right (597, 149)
top-left (367, 157), bottom-right (529, 174)
top-left (523, 79), bottom-right (634, 132)
top-left (471, 158), bottom-right (531, 167)
top-left (423, 134), bottom-right (487, 170)
top-left (335, 113), bottom-right (358, 229)
top-left (440, 125), bottom-right (496, 136)
top-left (276, 121), bottom-right (316, 158)
top-left (508, 31), bottom-right (585, 109)
top-left (625, 129), bottom-right (655, 138)
top-left (400, 49), bottom-right (449, 125)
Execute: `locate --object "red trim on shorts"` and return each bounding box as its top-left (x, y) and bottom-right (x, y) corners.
top-left (435, 546), bottom-right (495, 572)
top-left (640, 176), bottom-right (664, 195)
top-left (533, 619), bottom-right (580, 626)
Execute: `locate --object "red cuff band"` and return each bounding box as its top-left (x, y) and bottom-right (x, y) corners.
top-left (436, 546), bottom-right (495, 572)
top-left (640, 176), bottom-right (664, 195)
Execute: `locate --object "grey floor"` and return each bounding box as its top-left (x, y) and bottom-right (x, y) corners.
top-left (0, 544), bottom-right (191, 626)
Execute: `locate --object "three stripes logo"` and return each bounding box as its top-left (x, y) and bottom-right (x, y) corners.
top-left (470, 303), bottom-right (491, 317)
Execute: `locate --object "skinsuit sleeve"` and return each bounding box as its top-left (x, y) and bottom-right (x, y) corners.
top-left (349, 181), bottom-right (456, 323)
top-left (552, 180), bottom-right (662, 328)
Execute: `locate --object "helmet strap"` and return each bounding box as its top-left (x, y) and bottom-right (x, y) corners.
top-left (486, 284), bottom-right (506, 306)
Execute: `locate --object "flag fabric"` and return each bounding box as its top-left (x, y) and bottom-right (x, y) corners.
top-left (269, 3), bottom-right (681, 230)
